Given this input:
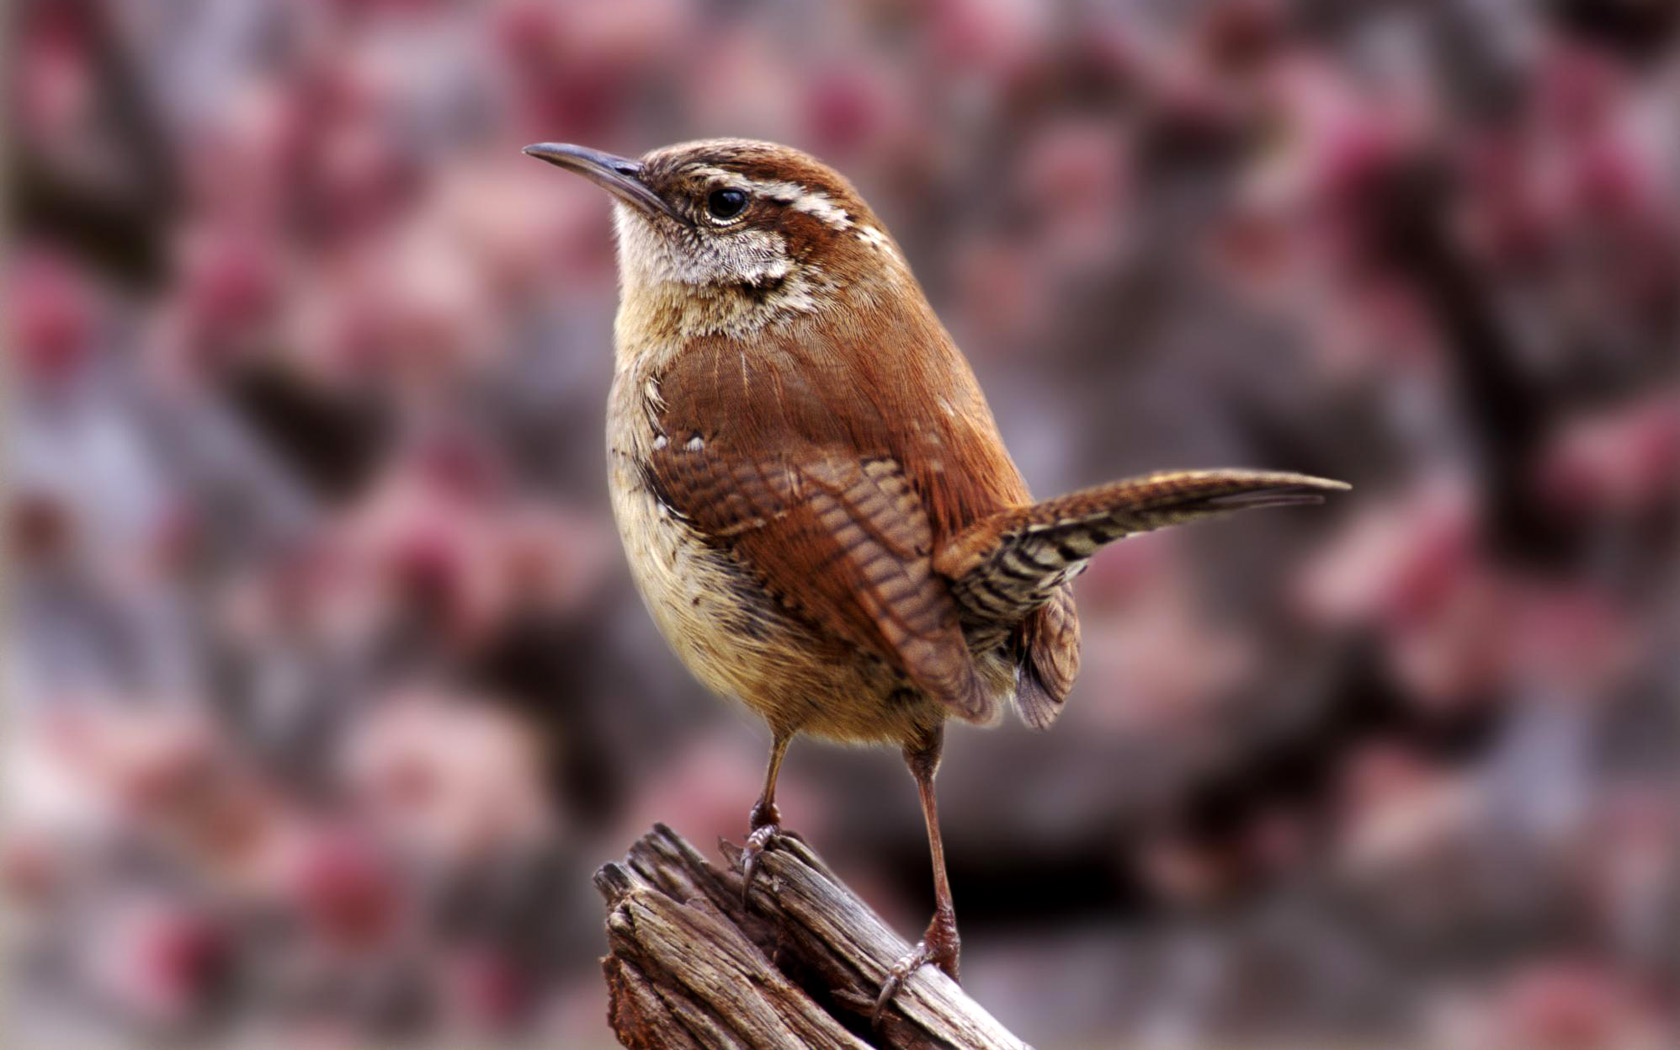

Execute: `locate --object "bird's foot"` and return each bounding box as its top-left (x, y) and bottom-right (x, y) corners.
top-left (872, 907), bottom-right (959, 1026)
top-left (738, 821), bottom-right (792, 906)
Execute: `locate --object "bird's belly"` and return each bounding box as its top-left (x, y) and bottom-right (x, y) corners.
top-left (607, 451), bottom-right (951, 744)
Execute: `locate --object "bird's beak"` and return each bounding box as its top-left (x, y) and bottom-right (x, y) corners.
top-left (522, 143), bottom-right (683, 223)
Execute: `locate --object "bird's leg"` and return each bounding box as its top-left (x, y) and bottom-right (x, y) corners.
top-left (739, 731), bottom-right (792, 903)
top-left (873, 726), bottom-right (959, 1024)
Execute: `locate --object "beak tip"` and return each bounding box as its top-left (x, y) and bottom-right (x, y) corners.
top-left (522, 143), bottom-right (673, 221)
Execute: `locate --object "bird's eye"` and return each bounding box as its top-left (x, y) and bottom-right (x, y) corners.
top-left (705, 188), bottom-right (748, 221)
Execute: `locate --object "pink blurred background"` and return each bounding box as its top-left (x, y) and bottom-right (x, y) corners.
top-left (7, 0), bottom-right (1680, 1047)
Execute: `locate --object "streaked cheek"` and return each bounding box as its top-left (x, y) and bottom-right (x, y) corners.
top-left (716, 230), bottom-right (792, 283)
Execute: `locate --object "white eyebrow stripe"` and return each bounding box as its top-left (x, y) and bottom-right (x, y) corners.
top-left (686, 165), bottom-right (853, 230)
top-left (782, 190), bottom-right (851, 229)
top-left (854, 224), bottom-right (900, 260)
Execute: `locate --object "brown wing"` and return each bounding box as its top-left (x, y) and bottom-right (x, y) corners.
top-left (643, 337), bottom-right (995, 722)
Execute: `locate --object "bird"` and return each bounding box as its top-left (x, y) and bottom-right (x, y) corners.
top-left (524, 138), bottom-right (1347, 1018)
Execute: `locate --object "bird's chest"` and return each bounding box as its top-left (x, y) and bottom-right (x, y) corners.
top-left (604, 361), bottom-right (945, 742)
top-left (606, 364), bottom-right (750, 660)
top-left (606, 367), bottom-right (821, 711)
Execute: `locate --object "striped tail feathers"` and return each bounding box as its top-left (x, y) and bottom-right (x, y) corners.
top-left (935, 469), bottom-right (1350, 635)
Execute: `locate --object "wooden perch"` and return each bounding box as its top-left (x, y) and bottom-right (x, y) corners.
top-left (595, 824), bottom-right (1032, 1050)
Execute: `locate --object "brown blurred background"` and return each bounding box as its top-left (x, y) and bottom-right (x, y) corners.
top-left (6, 0), bottom-right (1680, 1047)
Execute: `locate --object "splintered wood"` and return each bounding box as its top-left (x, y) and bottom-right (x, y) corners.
top-left (595, 824), bottom-right (1030, 1050)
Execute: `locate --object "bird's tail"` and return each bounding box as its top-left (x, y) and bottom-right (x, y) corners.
top-left (935, 469), bottom-right (1348, 725)
top-left (938, 468), bottom-right (1347, 629)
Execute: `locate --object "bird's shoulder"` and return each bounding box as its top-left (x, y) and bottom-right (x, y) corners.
top-left (645, 314), bottom-right (1029, 535)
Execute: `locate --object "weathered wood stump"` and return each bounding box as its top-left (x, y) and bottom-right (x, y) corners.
top-left (595, 824), bottom-right (1032, 1049)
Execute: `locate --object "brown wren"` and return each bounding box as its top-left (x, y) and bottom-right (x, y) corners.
top-left (525, 138), bottom-right (1347, 1017)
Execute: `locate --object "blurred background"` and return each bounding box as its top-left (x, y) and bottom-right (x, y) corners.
top-left (6, 0), bottom-right (1679, 1046)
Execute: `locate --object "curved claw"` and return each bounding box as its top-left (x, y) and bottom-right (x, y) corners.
top-left (871, 940), bottom-right (936, 1026)
top-left (739, 823), bottom-right (781, 906)
top-left (872, 907), bottom-right (960, 1027)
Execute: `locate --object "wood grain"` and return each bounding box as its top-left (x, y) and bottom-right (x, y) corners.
top-left (596, 824), bottom-right (1032, 1050)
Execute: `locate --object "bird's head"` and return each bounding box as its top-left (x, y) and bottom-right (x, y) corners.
top-left (524, 139), bottom-right (908, 334)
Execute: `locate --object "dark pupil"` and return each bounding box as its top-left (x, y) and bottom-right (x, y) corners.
top-left (706, 188), bottom-right (748, 219)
